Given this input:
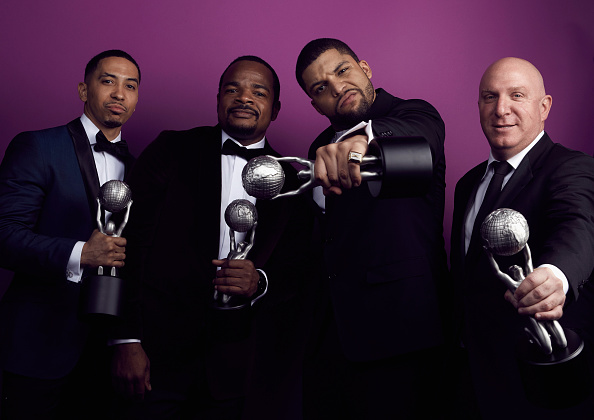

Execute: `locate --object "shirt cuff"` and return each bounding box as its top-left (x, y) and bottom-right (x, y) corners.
top-left (66, 241), bottom-right (85, 283)
top-left (336, 121), bottom-right (374, 143)
top-left (539, 264), bottom-right (569, 294)
top-left (108, 339), bottom-right (141, 346)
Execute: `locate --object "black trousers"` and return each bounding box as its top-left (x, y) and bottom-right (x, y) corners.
top-left (302, 304), bottom-right (447, 420)
top-left (0, 337), bottom-right (112, 420)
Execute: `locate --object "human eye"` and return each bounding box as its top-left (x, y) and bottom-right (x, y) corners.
top-left (126, 83), bottom-right (137, 90)
top-left (102, 78), bottom-right (114, 85)
top-left (314, 84), bottom-right (327, 95)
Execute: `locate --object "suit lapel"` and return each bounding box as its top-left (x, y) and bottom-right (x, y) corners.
top-left (67, 118), bottom-right (100, 220)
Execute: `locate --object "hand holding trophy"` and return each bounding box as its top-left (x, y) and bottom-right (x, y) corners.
top-left (481, 208), bottom-right (591, 408)
top-left (212, 199), bottom-right (266, 310)
top-left (79, 180), bottom-right (132, 321)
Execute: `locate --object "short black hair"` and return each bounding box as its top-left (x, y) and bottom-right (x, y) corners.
top-left (218, 55), bottom-right (280, 104)
top-left (295, 38), bottom-right (359, 93)
top-left (84, 50), bottom-right (141, 84)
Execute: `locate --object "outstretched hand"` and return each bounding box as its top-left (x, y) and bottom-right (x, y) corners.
top-left (314, 134), bottom-right (368, 195)
top-left (504, 266), bottom-right (565, 321)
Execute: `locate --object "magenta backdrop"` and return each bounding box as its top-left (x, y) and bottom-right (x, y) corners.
top-left (1, 0), bottom-right (593, 259)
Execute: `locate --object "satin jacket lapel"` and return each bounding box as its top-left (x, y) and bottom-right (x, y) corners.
top-left (67, 118), bottom-right (100, 219)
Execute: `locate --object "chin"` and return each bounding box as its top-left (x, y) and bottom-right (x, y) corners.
top-left (103, 120), bottom-right (123, 128)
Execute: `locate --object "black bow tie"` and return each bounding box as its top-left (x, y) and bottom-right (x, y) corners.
top-left (221, 139), bottom-right (266, 161)
top-left (94, 131), bottom-right (132, 161)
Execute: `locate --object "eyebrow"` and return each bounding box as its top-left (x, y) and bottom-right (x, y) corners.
top-left (99, 72), bottom-right (139, 85)
top-left (308, 60), bottom-right (350, 94)
top-left (223, 81), bottom-right (270, 92)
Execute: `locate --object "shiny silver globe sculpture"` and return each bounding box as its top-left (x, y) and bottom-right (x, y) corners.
top-left (224, 199), bottom-right (258, 232)
top-left (242, 156), bottom-right (285, 200)
top-left (480, 208), bottom-right (529, 256)
top-left (98, 180), bottom-right (132, 213)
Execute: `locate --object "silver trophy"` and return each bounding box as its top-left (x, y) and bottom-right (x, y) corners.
top-left (242, 137), bottom-right (433, 200)
top-left (481, 208), bottom-right (566, 355)
top-left (481, 208), bottom-right (590, 408)
top-left (213, 199), bottom-right (266, 310)
top-left (79, 180), bottom-right (132, 321)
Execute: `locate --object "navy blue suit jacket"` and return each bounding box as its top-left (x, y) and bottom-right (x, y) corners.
top-left (0, 118), bottom-right (131, 379)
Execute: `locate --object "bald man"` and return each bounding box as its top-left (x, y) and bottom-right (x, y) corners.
top-left (449, 57), bottom-right (594, 417)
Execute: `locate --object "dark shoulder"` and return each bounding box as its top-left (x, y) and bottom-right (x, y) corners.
top-left (140, 125), bottom-right (219, 161)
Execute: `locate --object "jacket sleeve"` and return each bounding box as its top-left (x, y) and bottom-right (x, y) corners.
top-left (0, 131), bottom-right (77, 279)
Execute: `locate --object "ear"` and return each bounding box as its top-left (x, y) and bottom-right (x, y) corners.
top-left (310, 100), bottom-right (325, 116)
top-left (271, 101), bottom-right (281, 121)
top-left (540, 95), bottom-right (552, 122)
top-left (216, 92), bottom-right (220, 108)
top-left (358, 60), bottom-right (372, 79)
top-left (78, 82), bottom-right (88, 102)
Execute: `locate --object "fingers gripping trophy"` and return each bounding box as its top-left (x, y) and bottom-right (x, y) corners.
top-left (481, 208), bottom-right (591, 408)
top-left (241, 137), bottom-right (434, 200)
top-left (212, 199), bottom-right (266, 310)
top-left (79, 180), bottom-right (132, 321)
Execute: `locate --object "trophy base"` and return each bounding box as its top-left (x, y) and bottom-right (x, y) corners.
top-left (211, 295), bottom-right (250, 311)
top-left (517, 328), bottom-right (591, 409)
top-left (367, 136), bottom-right (433, 198)
top-left (79, 275), bottom-right (124, 322)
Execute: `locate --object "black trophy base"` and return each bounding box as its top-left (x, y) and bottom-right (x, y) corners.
top-left (517, 328), bottom-right (591, 409)
top-left (366, 136), bottom-right (433, 198)
top-left (211, 294), bottom-right (250, 311)
top-left (79, 275), bottom-right (124, 323)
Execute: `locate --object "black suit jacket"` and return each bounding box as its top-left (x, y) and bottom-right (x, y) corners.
top-left (0, 118), bottom-right (133, 379)
top-left (308, 89), bottom-right (448, 361)
top-left (450, 133), bottom-right (594, 415)
top-left (116, 125), bottom-right (313, 402)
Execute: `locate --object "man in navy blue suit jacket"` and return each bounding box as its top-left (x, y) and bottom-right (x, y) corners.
top-left (0, 49), bottom-right (140, 419)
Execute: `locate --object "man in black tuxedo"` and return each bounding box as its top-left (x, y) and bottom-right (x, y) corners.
top-left (0, 49), bottom-right (140, 418)
top-left (450, 57), bottom-right (594, 418)
top-left (111, 56), bottom-right (313, 419)
top-left (295, 38), bottom-right (448, 418)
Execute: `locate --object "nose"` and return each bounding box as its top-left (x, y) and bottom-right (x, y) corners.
top-left (111, 83), bottom-right (125, 100)
top-left (495, 97), bottom-right (510, 117)
top-left (329, 79), bottom-right (346, 97)
top-left (235, 88), bottom-right (254, 104)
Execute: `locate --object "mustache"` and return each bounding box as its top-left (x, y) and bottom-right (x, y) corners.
top-left (228, 105), bottom-right (259, 118)
top-left (105, 101), bottom-right (128, 112)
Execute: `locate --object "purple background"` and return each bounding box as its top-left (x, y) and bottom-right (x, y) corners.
top-left (0, 0), bottom-right (593, 278)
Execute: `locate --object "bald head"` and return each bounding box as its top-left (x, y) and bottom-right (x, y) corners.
top-left (480, 57), bottom-right (546, 98)
top-left (478, 57), bottom-right (552, 160)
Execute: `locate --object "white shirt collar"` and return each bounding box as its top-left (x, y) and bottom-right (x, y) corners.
top-left (482, 130), bottom-right (545, 180)
top-left (220, 129), bottom-right (266, 150)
